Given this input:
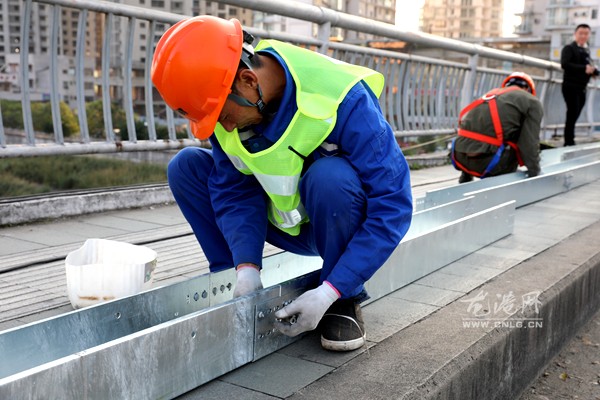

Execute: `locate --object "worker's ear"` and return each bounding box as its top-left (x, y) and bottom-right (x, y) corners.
top-left (237, 68), bottom-right (259, 90)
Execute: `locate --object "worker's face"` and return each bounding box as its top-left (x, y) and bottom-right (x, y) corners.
top-left (574, 27), bottom-right (590, 47)
top-left (217, 70), bottom-right (263, 132)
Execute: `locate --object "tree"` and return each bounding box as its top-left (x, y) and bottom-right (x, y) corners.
top-left (85, 100), bottom-right (126, 139)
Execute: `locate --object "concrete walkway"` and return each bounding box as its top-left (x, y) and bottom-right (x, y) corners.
top-left (1, 163), bottom-right (600, 399)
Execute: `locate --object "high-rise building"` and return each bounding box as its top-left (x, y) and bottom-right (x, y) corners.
top-left (0, 0), bottom-right (96, 104)
top-left (1, 0), bottom-right (398, 118)
top-left (420, 0), bottom-right (504, 39)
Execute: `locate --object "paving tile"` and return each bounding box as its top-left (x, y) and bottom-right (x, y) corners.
top-left (415, 269), bottom-right (489, 293)
top-left (437, 261), bottom-right (503, 281)
top-left (76, 214), bottom-right (164, 232)
top-left (455, 252), bottom-right (522, 271)
top-left (0, 236), bottom-right (47, 256)
top-left (362, 297), bottom-right (438, 342)
top-left (474, 245), bottom-right (537, 262)
top-left (277, 331), bottom-right (374, 368)
top-left (112, 205), bottom-right (186, 226)
top-left (177, 379), bottom-right (279, 399)
top-left (0, 318), bottom-right (23, 332)
top-left (13, 304), bottom-right (74, 326)
top-left (512, 220), bottom-right (575, 241)
top-left (220, 353), bottom-right (333, 398)
top-left (389, 283), bottom-right (464, 307)
top-left (491, 233), bottom-right (558, 253)
top-left (0, 221), bottom-right (129, 247)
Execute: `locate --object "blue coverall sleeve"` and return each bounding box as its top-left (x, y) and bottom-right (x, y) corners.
top-left (207, 136), bottom-right (268, 268)
top-left (324, 84), bottom-right (413, 296)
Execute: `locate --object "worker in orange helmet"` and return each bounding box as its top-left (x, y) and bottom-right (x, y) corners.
top-left (151, 16), bottom-right (413, 351)
top-left (450, 71), bottom-right (544, 183)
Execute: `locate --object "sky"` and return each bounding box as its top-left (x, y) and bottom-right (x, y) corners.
top-left (395, 0), bottom-right (526, 37)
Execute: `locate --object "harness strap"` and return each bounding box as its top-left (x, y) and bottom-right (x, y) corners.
top-left (453, 86), bottom-right (525, 177)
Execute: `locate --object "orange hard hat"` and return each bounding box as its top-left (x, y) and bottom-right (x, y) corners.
top-left (501, 72), bottom-right (536, 96)
top-left (151, 16), bottom-right (243, 140)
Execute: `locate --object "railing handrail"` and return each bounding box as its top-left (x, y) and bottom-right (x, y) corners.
top-left (221, 0), bottom-right (562, 72)
top-left (1, 0), bottom-right (598, 158)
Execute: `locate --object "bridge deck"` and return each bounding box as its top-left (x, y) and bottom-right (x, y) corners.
top-left (1, 161), bottom-right (600, 399)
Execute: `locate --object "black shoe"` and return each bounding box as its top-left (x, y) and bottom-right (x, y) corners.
top-left (458, 171), bottom-right (473, 184)
top-left (320, 299), bottom-right (366, 351)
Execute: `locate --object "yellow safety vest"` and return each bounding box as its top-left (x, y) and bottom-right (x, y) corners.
top-left (214, 39), bottom-right (384, 235)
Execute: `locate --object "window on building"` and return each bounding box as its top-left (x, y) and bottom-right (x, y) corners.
top-left (592, 9), bottom-right (598, 19)
top-left (229, 8), bottom-right (237, 16)
top-left (140, 22), bottom-right (146, 28)
top-left (218, 3), bottom-right (225, 10)
top-left (151, 0), bottom-right (165, 7)
top-left (140, 0), bottom-right (145, 4)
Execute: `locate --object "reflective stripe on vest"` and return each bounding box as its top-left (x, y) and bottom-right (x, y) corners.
top-left (215, 39), bottom-right (384, 235)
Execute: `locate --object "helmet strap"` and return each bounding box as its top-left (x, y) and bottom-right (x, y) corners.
top-left (227, 84), bottom-right (266, 113)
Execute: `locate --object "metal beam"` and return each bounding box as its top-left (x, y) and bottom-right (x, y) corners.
top-left (0, 199), bottom-right (517, 398)
top-left (417, 151), bottom-right (600, 211)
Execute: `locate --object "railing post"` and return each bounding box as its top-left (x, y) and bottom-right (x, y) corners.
top-left (460, 54), bottom-right (478, 109)
top-left (538, 69), bottom-right (552, 140)
top-left (20, 0), bottom-right (35, 145)
top-left (75, 8), bottom-right (90, 143)
top-left (586, 82), bottom-right (597, 136)
top-left (50, 5), bottom-right (64, 145)
top-left (316, 20), bottom-right (331, 54)
top-left (102, 13), bottom-right (115, 142)
top-left (123, 17), bottom-right (138, 142)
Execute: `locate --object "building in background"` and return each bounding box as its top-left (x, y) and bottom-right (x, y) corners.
top-left (253, 0), bottom-right (396, 43)
top-left (0, 0), bottom-right (97, 104)
top-left (512, 0), bottom-right (599, 74)
top-left (420, 0), bottom-right (504, 39)
top-left (1, 0), bottom-right (397, 120)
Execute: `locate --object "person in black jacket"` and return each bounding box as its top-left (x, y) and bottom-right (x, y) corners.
top-left (560, 24), bottom-right (599, 146)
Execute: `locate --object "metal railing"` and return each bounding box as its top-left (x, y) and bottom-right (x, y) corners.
top-left (0, 0), bottom-right (598, 158)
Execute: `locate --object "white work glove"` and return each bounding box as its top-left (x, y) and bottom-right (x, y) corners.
top-left (274, 282), bottom-right (340, 337)
top-left (233, 264), bottom-right (263, 298)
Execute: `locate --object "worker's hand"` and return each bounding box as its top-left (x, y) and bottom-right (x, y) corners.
top-left (585, 64), bottom-right (596, 75)
top-left (274, 282), bottom-right (340, 337)
top-left (233, 264), bottom-right (263, 298)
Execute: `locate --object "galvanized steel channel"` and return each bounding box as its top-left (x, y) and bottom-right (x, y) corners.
top-left (1, 196), bottom-right (517, 398)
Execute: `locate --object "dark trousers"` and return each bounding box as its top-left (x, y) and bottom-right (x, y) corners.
top-left (561, 84), bottom-right (587, 146)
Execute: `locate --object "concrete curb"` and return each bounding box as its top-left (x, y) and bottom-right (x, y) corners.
top-left (0, 184), bottom-right (174, 226)
top-left (288, 221), bottom-right (600, 400)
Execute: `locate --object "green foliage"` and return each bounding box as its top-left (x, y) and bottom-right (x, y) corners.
top-left (0, 100), bottom-right (25, 129)
top-left (0, 155), bottom-right (167, 198)
top-left (85, 100), bottom-right (126, 138)
top-left (118, 120), bottom-right (189, 141)
top-left (1, 100), bottom-right (79, 137)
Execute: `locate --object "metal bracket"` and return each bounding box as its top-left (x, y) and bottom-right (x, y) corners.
top-left (253, 289), bottom-right (304, 361)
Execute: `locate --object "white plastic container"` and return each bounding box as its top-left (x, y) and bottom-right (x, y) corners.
top-left (65, 238), bottom-right (157, 309)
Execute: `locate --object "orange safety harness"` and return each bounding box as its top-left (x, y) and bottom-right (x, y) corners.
top-left (451, 86), bottom-right (524, 178)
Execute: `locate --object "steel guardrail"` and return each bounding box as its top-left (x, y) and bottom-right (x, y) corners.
top-left (0, 0), bottom-right (598, 157)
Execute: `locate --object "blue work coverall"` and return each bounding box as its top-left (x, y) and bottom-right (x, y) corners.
top-left (167, 48), bottom-right (413, 300)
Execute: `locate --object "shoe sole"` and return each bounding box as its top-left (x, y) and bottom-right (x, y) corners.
top-left (320, 334), bottom-right (366, 352)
